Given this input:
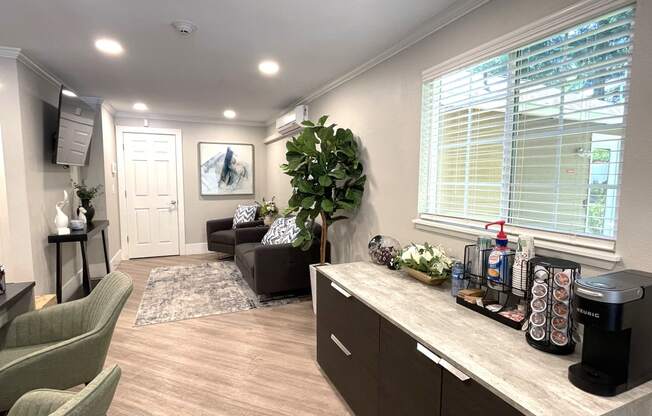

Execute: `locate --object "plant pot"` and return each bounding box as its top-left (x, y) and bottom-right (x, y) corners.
top-left (309, 263), bottom-right (330, 315)
top-left (78, 199), bottom-right (95, 224)
top-left (263, 215), bottom-right (275, 226)
top-left (405, 267), bottom-right (448, 286)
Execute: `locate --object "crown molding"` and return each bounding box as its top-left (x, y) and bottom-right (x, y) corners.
top-left (102, 102), bottom-right (117, 116)
top-left (265, 0), bottom-right (490, 125)
top-left (114, 111), bottom-right (266, 128)
top-left (0, 46), bottom-right (63, 88)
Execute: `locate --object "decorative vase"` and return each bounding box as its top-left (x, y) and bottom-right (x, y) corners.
top-left (78, 199), bottom-right (95, 224)
top-left (368, 235), bottom-right (401, 266)
top-left (264, 214), bottom-right (275, 226)
top-left (405, 267), bottom-right (448, 286)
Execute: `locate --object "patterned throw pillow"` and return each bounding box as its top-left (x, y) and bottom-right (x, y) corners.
top-left (232, 205), bottom-right (257, 229)
top-left (261, 216), bottom-right (302, 245)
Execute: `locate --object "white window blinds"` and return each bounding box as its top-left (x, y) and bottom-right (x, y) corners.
top-left (419, 6), bottom-right (635, 239)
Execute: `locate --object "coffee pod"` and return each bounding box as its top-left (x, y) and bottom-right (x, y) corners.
top-left (531, 298), bottom-right (547, 313)
top-left (532, 282), bottom-right (548, 298)
top-left (534, 268), bottom-right (550, 281)
top-left (530, 312), bottom-right (546, 327)
top-left (551, 330), bottom-right (569, 346)
top-left (552, 316), bottom-right (568, 331)
top-left (553, 287), bottom-right (569, 302)
top-left (530, 325), bottom-right (545, 341)
top-left (554, 271), bottom-right (571, 287)
top-left (553, 302), bottom-right (569, 317)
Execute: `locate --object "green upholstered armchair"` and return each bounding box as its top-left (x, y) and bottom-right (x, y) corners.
top-left (0, 272), bottom-right (133, 412)
top-left (8, 364), bottom-right (121, 416)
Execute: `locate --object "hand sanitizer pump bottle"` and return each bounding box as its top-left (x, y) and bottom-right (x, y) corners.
top-left (485, 220), bottom-right (512, 290)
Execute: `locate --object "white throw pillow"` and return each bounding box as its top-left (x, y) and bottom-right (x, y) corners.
top-left (261, 216), bottom-right (302, 245)
top-left (232, 205), bottom-right (257, 229)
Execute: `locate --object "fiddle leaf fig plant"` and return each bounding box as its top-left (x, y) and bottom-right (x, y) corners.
top-left (282, 115), bottom-right (366, 265)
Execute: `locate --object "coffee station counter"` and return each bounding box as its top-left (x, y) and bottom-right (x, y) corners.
top-left (317, 262), bottom-right (652, 416)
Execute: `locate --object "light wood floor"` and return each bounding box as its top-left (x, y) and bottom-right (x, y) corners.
top-left (106, 254), bottom-right (351, 416)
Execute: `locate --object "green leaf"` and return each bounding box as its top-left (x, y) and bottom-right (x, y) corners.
top-left (318, 175), bottom-right (333, 187)
top-left (318, 115), bottom-right (329, 126)
top-left (301, 120), bottom-right (315, 127)
top-left (329, 168), bottom-right (347, 180)
top-left (321, 199), bottom-right (334, 213)
top-left (301, 196), bottom-right (316, 209)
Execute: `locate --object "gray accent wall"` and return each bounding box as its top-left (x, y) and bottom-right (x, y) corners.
top-left (263, 0), bottom-right (652, 275)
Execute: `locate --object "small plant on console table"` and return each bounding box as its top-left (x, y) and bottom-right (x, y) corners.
top-left (282, 115), bottom-right (367, 265)
top-left (71, 180), bottom-right (104, 224)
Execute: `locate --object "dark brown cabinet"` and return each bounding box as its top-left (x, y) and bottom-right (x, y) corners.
top-left (316, 272), bottom-right (523, 416)
top-left (379, 318), bottom-right (442, 416)
top-left (316, 272), bottom-right (379, 416)
top-left (441, 371), bottom-right (523, 416)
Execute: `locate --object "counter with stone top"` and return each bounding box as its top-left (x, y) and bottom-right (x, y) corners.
top-left (318, 261), bottom-right (652, 416)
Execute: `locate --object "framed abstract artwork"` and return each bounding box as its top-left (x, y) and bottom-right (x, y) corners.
top-left (198, 142), bottom-right (254, 196)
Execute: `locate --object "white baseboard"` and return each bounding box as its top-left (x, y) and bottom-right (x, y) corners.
top-left (111, 249), bottom-right (122, 269)
top-left (60, 249), bottom-right (123, 302)
top-left (62, 269), bottom-right (83, 302)
top-left (185, 243), bottom-right (209, 255)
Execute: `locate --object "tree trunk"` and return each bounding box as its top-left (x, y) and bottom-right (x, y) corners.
top-left (320, 211), bottom-right (328, 265)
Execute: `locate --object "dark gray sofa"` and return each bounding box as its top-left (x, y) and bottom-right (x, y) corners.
top-left (234, 223), bottom-right (329, 296)
top-left (206, 208), bottom-right (263, 255)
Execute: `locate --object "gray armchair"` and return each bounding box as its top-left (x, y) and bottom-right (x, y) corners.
top-left (8, 364), bottom-right (121, 416)
top-left (0, 272), bottom-right (133, 411)
top-left (207, 207), bottom-right (264, 255)
top-left (234, 223), bottom-right (329, 296)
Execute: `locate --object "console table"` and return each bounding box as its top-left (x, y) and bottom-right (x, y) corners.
top-left (47, 220), bottom-right (110, 303)
top-left (0, 282), bottom-right (35, 328)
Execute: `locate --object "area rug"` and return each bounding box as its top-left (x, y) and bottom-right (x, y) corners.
top-left (134, 261), bottom-right (309, 326)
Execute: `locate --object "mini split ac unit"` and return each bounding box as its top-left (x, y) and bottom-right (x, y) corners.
top-left (276, 105), bottom-right (308, 136)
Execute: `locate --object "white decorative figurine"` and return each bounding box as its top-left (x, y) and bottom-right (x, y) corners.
top-left (78, 206), bottom-right (87, 224)
top-left (54, 190), bottom-right (70, 235)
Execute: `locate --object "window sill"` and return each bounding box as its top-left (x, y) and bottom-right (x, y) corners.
top-left (413, 217), bottom-right (621, 270)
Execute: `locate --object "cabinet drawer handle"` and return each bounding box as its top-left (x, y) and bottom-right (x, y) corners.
top-left (440, 358), bottom-right (470, 382)
top-left (416, 342), bottom-right (441, 364)
top-left (330, 282), bottom-right (351, 298)
top-left (330, 334), bottom-right (351, 357)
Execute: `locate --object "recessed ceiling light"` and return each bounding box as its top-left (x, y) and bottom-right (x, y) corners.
top-left (62, 89), bottom-right (77, 97)
top-left (258, 60), bottom-right (280, 76)
top-left (95, 38), bottom-right (124, 55)
top-left (133, 102), bottom-right (148, 111)
top-left (223, 109), bottom-right (237, 119)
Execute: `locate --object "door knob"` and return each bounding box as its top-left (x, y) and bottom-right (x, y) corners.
top-left (170, 200), bottom-right (177, 205)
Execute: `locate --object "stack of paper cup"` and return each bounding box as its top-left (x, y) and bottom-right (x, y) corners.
top-left (512, 235), bottom-right (535, 295)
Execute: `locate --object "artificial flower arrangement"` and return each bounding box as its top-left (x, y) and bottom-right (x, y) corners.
top-left (258, 197), bottom-right (279, 225)
top-left (396, 242), bottom-right (454, 285)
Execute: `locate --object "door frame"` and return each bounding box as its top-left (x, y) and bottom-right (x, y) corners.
top-left (116, 126), bottom-right (186, 260)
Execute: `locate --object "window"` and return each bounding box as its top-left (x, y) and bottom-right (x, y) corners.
top-left (419, 6), bottom-right (635, 240)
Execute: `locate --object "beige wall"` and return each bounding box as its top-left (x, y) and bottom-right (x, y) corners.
top-left (0, 57), bottom-right (79, 296)
top-left (101, 107), bottom-right (122, 260)
top-left (115, 117), bottom-right (267, 245)
top-left (17, 59), bottom-right (79, 295)
top-left (265, 0), bottom-right (652, 276)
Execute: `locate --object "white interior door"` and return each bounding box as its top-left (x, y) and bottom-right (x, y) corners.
top-left (123, 132), bottom-right (180, 258)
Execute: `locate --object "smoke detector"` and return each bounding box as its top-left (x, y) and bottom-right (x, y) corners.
top-left (172, 20), bottom-right (197, 36)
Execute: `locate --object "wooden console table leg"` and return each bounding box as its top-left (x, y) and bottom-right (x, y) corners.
top-left (101, 229), bottom-right (111, 274)
top-left (56, 242), bottom-right (62, 303)
top-left (80, 241), bottom-right (91, 296)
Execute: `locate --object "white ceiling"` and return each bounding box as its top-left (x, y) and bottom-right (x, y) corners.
top-left (0, 0), bottom-right (469, 124)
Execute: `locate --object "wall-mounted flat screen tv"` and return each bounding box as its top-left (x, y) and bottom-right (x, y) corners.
top-left (53, 87), bottom-right (97, 166)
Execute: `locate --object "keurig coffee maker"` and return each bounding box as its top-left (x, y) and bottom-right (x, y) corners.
top-left (568, 270), bottom-right (652, 396)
